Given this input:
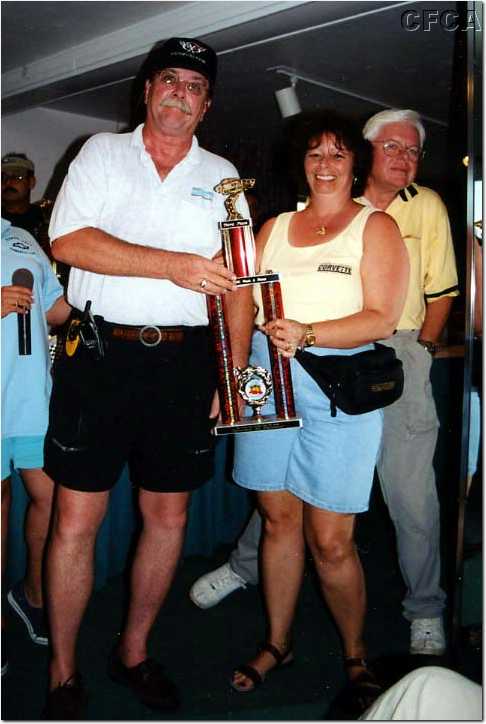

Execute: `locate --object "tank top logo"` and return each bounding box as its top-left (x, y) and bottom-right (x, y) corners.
top-left (317, 263), bottom-right (352, 275)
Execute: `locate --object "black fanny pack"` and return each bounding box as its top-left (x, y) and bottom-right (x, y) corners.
top-left (295, 343), bottom-right (404, 417)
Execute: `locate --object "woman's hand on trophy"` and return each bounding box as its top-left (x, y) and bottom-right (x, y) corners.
top-left (167, 252), bottom-right (237, 295)
top-left (259, 318), bottom-right (306, 358)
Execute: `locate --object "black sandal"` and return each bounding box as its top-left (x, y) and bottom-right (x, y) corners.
top-left (230, 642), bottom-right (294, 693)
top-left (344, 657), bottom-right (383, 714)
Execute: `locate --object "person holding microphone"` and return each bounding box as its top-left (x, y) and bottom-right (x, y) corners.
top-left (1, 218), bottom-right (70, 671)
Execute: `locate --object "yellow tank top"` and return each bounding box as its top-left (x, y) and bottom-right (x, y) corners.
top-left (254, 206), bottom-right (376, 325)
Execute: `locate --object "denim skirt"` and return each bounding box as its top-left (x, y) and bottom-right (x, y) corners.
top-left (233, 331), bottom-right (383, 513)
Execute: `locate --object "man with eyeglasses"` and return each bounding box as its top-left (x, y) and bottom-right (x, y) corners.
top-left (360, 109), bottom-right (458, 656)
top-left (42, 37), bottom-right (251, 719)
top-left (1, 154), bottom-right (51, 259)
top-left (190, 108), bottom-right (458, 662)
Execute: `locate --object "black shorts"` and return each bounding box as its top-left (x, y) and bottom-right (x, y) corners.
top-left (44, 319), bottom-right (217, 493)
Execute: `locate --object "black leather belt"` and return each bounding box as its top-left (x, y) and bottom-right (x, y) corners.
top-left (108, 324), bottom-right (185, 347)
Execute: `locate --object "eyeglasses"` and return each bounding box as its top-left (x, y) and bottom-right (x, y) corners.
top-left (1, 172), bottom-right (30, 183)
top-left (155, 70), bottom-right (208, 97)
top-left (372, 140), bottom-right (424, 161)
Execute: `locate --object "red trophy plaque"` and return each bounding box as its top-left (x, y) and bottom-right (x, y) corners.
top-left (208, 178), bottom-right (302, 436)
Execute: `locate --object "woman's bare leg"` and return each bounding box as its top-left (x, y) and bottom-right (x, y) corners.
top-left (232, 490), bottom-right (304, 690)
top-left (304, 506), bottom-right (368, 679)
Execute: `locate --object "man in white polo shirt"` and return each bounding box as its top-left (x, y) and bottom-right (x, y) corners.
top-left (42, 37), bottom-right (252, 719)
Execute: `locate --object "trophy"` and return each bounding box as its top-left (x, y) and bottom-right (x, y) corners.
top-left (208, 178), bottom-right (302, 435)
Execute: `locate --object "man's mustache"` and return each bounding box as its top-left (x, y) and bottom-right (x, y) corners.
top-left (2, 187), bottom-right (19, 194)
top-left (160, 98), bottom-right (192, 115)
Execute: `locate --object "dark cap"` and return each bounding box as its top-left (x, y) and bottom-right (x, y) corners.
top-left (144, 37), bottom-right (217, 91)
top-left (2, 153), bottom-right (35, 174)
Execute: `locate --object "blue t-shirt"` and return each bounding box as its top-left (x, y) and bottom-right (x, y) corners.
top-left (1, 218), bottom-right (63, 438)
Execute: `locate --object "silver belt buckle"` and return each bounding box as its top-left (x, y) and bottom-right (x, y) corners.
top-left (139, 325), bottom-right (162, 347)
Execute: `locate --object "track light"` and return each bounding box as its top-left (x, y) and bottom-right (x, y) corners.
top-left (274, 76), bottom-right (301, 118)
top-left (268, 65), bottom-right (447, 128)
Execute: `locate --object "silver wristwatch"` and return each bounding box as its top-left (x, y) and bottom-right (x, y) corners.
top-left (417, 338), bottom-right (437, 355)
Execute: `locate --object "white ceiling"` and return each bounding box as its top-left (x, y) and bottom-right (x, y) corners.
top-left (1, 1), bottom-right (192, 71)
top-left (1, 0), bottom-right (463, 184)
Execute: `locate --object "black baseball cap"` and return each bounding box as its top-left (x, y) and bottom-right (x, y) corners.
top-left (144, 37), bottom-right (217, 93)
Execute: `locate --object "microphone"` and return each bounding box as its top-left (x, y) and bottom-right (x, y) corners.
top-left (12, 268), bottom-right (34, 355)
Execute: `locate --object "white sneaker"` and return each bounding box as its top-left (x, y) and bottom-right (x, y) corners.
top-left (189, 563), bottom-right (247, 609)
top-left (410, 617), bottom-right (446, 655)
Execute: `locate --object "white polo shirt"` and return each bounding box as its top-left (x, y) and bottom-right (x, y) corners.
top-left (49, 124), bottom-right (248, 325)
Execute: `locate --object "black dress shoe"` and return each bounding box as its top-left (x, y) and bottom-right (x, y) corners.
top-left (108, 649), bottom-right (180, 710)
top-left (42, 673), bottom-right (87, 720)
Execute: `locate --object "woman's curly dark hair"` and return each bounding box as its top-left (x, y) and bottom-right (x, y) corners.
top-left (287, 110), bottom-right (372, 197)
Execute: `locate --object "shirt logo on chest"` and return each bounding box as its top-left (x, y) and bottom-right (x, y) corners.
top-left (8, 239), bottom-right (35, 255)
top-left (191, 187), bottom-right (213, 201)
top-left (317, 263), bottom-right (352, 275)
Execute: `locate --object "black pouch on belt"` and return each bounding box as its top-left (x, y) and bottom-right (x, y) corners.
top-left (295, 343), bottom-right (404, 417)
top-left (77, 301), bottom-right (105, 360)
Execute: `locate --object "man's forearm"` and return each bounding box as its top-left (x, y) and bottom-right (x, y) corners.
top-left (51, 227), bottom-right (174, 279)
top-left (420, 296), bottom-right (454, 342)
top-left (51, 227), bottom-right (238, 296)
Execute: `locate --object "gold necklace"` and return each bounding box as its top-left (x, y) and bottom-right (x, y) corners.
top-left (309, 213), bottom-right (330, 236)
top-left (309, 207), bottom-right (346, 236)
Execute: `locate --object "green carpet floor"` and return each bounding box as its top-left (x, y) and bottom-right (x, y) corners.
top-left (2, 485), bottom-right (481, 720)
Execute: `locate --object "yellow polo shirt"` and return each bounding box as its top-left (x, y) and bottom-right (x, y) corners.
top-left (358, 183), bottom-right (459, 330)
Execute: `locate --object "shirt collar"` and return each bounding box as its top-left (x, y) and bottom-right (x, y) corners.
top-left (358, 183), bottom-right (419, 208)
top-left (130, 124), bottom-right (145, 150)
top-left (398, 184), bottom-right (419, 202)
top-left (1, 218), bottom-right (12, 238)
top-left (133, 124), bottom-right (201, 170)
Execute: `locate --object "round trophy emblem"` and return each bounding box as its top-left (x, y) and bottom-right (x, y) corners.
top-left (234, 366), bottom-right (272, 417)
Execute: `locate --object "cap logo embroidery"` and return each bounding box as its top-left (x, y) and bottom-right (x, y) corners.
top-left (179, 40), bottom-right (206, 54)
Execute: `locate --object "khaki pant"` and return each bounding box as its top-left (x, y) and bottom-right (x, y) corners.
top-left (378, 330), bottom-right (446, 620)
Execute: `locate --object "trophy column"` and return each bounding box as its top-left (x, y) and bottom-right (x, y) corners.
top-left (207, 294), bottom-right (240, 427)
top-left (209, 178), bottom-right (302, 436)
top-left (261, 279), bottom-right (297, 421)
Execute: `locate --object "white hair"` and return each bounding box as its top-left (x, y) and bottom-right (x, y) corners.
top-left (363, 109), bottom-right (425, 147)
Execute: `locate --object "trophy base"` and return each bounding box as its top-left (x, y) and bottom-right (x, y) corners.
top-left (212, 414), bottom-right (303, 436)
top-left (235, 272), bottom-right (280, 287)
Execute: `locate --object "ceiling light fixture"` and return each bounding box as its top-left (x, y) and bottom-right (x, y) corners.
top-left (274, 75), bottom-right (301, 118)
top-left (267, 66), bottom-right (447, 128)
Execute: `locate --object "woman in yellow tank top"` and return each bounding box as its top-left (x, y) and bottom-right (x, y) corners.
top-left (231, 113), bottom-right (409, 709)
